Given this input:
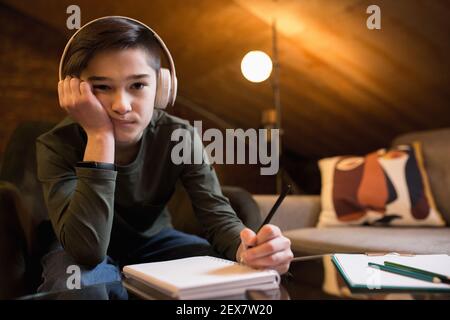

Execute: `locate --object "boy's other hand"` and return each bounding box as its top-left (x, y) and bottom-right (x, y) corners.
top-left (237, 225), bottom-right (293, 275)
top-left (58, 76), bottom-right (113, 137)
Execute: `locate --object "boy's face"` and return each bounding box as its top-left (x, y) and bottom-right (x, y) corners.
top-left (80, 47), bottom-right (157, 147)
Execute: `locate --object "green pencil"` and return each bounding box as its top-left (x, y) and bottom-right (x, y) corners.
top-left (368, 262), bottom-right (444, 284)
top-left (384, 261), bottom-right (450, 284)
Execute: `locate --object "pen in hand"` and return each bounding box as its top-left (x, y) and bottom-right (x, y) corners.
top-left (240, 185), bottom-right (291, 262)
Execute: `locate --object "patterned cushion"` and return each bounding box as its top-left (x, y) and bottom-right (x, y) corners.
top-left (318, 143), bottom-right (446, 227)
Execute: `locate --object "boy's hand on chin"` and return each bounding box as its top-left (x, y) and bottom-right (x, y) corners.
top-left (58, 76), bottom-right (113, 138)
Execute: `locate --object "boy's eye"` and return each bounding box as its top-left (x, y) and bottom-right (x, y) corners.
top-left (131, 82), bottom-right (148, 90)
top-left (92, 84), bottom-right (111, 91)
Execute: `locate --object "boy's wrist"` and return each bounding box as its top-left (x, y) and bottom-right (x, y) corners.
top-left (86, 131), bottom-right (114, 142)
top-left (83, 132), bottom-right (115, 163)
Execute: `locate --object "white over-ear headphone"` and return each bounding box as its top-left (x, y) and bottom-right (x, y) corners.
top-left (58, 16), bottom-right (178, 109)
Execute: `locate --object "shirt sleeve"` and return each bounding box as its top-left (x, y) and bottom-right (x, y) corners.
top-left (36, 138), bottom-right (117, 267)
top-left (179, 128), bottom-right (246, 261)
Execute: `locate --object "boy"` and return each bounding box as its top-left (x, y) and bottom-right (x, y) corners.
top-left (36, 16), bottom-right (292, 292)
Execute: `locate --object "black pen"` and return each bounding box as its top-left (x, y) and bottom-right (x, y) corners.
top-left (242, 184), bottom-right (291, 255)
top-left (257, 184), bottom-right (291, 233)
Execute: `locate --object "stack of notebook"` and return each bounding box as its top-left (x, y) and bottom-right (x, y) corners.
top-left (122, 256), bottom-right (281, 300)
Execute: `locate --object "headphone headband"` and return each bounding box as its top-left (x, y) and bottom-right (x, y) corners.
top-left (58, 15), bottom-right (177, 106)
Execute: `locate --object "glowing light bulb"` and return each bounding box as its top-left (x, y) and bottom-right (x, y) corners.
top-left (241, 51), bottom-right (273, 83)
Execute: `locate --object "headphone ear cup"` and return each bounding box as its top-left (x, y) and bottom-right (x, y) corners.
top-left (155, 68), bottom-right (171, 109)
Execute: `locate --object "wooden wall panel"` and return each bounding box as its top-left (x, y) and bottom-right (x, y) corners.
top-left (0, 3), bottom-right (65, 160)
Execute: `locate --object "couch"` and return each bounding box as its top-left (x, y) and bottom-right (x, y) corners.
top-left (253, 128), bottom-right (450, 256)
top-left (0, 121), bottom-right (261, 299)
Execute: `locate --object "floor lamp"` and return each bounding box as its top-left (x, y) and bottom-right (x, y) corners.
top-left (241, 19), bottom-right (284, 193)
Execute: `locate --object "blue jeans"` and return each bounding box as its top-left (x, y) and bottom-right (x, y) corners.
top-left (37, 227), bottom-right (218, 294)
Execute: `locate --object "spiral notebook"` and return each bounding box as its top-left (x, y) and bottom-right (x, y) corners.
top-left (122, 256), bottom-right (280, 300)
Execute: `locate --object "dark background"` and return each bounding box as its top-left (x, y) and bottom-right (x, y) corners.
top-left (1, 0), bottom-right (449, 194)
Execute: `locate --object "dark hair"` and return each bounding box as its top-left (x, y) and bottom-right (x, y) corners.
top-left (61, 17), bottom-right (161, 78)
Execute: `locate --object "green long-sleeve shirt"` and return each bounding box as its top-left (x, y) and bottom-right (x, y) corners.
top-left (36, 110), bottom-right (245, 267)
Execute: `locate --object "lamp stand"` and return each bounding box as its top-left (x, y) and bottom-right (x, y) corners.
top-left (271, 19), bottom-right (283, 193)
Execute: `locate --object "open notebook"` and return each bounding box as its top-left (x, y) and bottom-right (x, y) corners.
top-left (122, 256), bottom-right (280, 300)
top-left (332, 253), bottom-right (450, 292)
